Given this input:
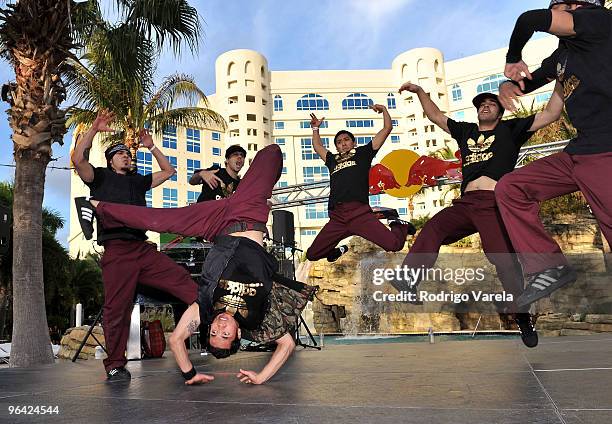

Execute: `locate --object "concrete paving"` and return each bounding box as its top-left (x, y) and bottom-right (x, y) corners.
top-left (0, 334), bottom-right (611, 423)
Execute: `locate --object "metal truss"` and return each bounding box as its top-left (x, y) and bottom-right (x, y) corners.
top-left (270, 139), bottom-right (570, 208)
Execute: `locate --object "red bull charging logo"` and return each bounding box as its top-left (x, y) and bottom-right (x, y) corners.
top-left (369, 149), bottom-right (462, 197)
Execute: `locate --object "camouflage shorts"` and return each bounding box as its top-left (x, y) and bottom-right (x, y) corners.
top-left (242, 282), bottom-right (318, 343)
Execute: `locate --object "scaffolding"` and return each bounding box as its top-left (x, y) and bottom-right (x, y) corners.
top-left (270, 139), bottom-right (570, 208)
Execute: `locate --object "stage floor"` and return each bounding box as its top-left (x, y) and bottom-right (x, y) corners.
top-left (0, 334), bottom-right (611, 423)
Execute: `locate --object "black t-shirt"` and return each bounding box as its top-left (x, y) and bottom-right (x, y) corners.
top-left (447, 117), bottom-right (536, 194)
top-left (194, 165), bottom-right (240, 202)
top-left (537, 7), bottom-right (612, 154)
top-left (325, 143), bottom-right (378, 209)
top-left (210, 237), bottom-right (275, 330)
top-left (84, 167), bottom-right (152, 244)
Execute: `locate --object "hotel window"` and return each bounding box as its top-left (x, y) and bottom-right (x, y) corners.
top-left (342, 93), bottom-right (373, 110)
top-left (453, 111), bottom-right (466, 121)
top-left (346, 119), bottom-right (374, 128)
top-left (187, 191), bottom-right (199, 205)
top-left (301, 137), bottom-right (329, 160)
top-left (137, 151), bottom-right (152, 175)
top-left (145, 191), bottom-right (152, 207)
top-left (451, 84), bottom-right (462, 102)
top-left (391, 135), bottom-right (400, 144)
top-left (305, 203), bottom-right (328, 219)
top-left (282, 167), bottom-right (287, 175)
top-left (398, 208), bottom-right (408, 216)
top-left (302, 166), bottom-right (329, 183)
top-left (186, 128), bottom-right (200, 153)
top-left (301, 229), bottom-right (318, 236)
top-left (392, 119), bottom-right (399, 127)
top-left (300, 120), bottom-right (328, 129)
top-left (274, 121), bottom-right (285, 130)
top-left (476, 73), bottom-right (505, 94)
top-left (212, 132), bottom-right (221, 141)
top-left (186, 159), bottom-right (201, 183)
top-left (276, 181), bottom-right (288, 188)
top-left (166, 155), bottom-right (177, 181)
top-left (355, 136), bottom-right (373, 146)
top-left (369, 194), bottom-right (381, 207)
top-left (274, 95), bottom-right (283, 111)
top-left (163, 188), bottom-right (178, 208)
top-left (297, 93), bottom-right (329, 111)
top-left (275, 138), bottom-right (286, 146)
top-left (162, 125), bottom-right (177, 149)
top-left (387, 93), bottom-right (397, 109)
top-left (212, 147), bottom-right (221, 156)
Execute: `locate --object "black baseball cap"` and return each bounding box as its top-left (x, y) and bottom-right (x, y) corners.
top-left (472, 93), bottom-right (505, 116)
top-left (225, 144), bottom-right (247, 159)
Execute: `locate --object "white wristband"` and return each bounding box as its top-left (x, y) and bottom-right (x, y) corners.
top-left (312, 127), bottom-right (319, 131)
top-left (148, 145), bottom-right (157, 152)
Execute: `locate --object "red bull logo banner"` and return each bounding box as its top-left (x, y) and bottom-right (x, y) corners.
top-left (369, 149), bottom-right (462, 197)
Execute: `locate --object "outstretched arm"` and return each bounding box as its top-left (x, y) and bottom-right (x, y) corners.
top-left (168, 302), bottom-right (215, 385)
top-left (310, 113), bottom-right (329, 161)
top-left (399, 82), bottom-right (449, 133)
top-left (504, 9), bottom-right (579, 88)
top-left (140, 129), bottom-right (176, 188)
top-left (236, 333), bottom-right (295, 385)
top-left (530, 81), bottom-right (565, 132)
top-left (370, 104), bottom-right (392, 150)
top-left (71, 110), bottom-right (116, 183)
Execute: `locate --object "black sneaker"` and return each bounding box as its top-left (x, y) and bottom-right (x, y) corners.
top-left (517, 265), bottom-right (577, 309)
top-left (388, 218), bottom-right (417, 235)
top-left (372, 206), bottom-right (399, 220)
top-left (326, 245), bottom-right (349, 262)
top-left (515, 313), bottom-right (538, 348)
top-left (74, 196), bottom-right (95, 240)
top-left (106, 367), bottom-right (131, 381)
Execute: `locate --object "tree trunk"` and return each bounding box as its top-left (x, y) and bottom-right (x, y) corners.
top-left (10, 149), bottom-right (53, 366)
top-left (0, 282), bottom-right (9, 340)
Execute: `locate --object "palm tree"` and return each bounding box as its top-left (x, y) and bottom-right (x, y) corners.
top-left (0, 0), bottom-right (202, 367)
top-left (430, 146), bottom-right (456, 161)
top-left (510, 100), bottom-right (576, 147)
top-left (67, 71), bottom-right (226, 156)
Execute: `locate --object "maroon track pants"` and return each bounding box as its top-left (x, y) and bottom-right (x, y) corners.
top-left (101, 240), bottom-right (197, 372)
top-left (495, 151), bottom-right (612, 275)
top-left (96, 144), bottom-right (282, 240)
top-left (402, 190), bottom-right (523, 299)
top-left (306, 202), bottom-right (410, 261)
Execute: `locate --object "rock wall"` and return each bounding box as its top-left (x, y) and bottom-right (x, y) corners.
top-left (57, 326), bottom-right (105, 360)
top-left (307, 216), bottom-right (612, 335)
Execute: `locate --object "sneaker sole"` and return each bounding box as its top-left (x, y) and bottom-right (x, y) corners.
top-left (517, 270), bottom-right (577, 309)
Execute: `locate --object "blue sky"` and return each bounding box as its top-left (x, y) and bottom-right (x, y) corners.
top-left (0, 0), bottom-right (551, 246)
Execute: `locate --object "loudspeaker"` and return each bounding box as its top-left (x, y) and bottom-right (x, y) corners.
top-left (0, 205), bottom-right (9, 256)
top-left (272, 210), bottom-right (294, 246)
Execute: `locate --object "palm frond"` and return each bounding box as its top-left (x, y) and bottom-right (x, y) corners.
top-left (124, 0), bottom-right (202, 56)
top-left (66, 107), bottom-right (97, 130)
top-left (148, 106), bottom-right (226, 133)
top-left (68, 0), bottom-right (104, 48)
top-left (84, 22), bottom-right (157, 92)
top-left (145, 73), bottom-right (207, 114)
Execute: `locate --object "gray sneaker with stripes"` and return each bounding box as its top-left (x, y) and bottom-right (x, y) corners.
top-left (517, 265), bottom-right (577, 309)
